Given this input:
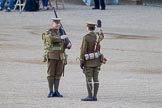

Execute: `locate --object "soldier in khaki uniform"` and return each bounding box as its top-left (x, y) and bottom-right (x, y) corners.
top-left (80, 22), bottom-right (104, 101)
top-left (42, 18), bottom-right (72, 98)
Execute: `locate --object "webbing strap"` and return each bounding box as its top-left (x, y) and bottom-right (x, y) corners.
top-left (94, 33), bottom-right (99, 52)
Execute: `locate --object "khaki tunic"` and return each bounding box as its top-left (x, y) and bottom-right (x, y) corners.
top-left (80, 31), bottom-right (104, 82)
top-left (42, 28), bottom-right (67, 80)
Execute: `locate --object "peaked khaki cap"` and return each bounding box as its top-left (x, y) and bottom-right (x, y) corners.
top-left (51, 18), bottom-right (61, 23)
top-left (86, 21), bottom-right (96, 27)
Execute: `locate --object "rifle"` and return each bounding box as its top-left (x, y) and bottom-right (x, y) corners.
top-left (53, 7), bottom-right (71, 48)
top-left (53, 7), bottom-right (71, 77)
top-left (97, 19), bottom-right (107, 64)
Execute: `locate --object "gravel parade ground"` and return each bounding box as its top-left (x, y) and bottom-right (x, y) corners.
top-left (0, 3), bottom-right (162, 108)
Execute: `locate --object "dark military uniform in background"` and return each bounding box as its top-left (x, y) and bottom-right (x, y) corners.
top-left (80, 22), bottom-right (104, 101)
top-left (93, 0), bottom-right (106, 10)
top-left (42, 18), bottom-right (71, 98)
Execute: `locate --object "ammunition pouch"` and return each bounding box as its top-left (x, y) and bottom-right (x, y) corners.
top-left (84, 52), bottom-right (100, 61)
top-left (42, 30), bottom-right (62, 44)
top-left (84, 52), bottom-right (107, 64)
top-left (52, 36), bottom-right (62, 43)
top-left (46, 35), bottom-right (62, 44)
top-left (43, 35), bottom-right (65, 52)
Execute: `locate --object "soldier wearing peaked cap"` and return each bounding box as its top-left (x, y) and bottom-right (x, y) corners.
top-left (42, 17), bottom-right (72, 98)
top-left (80, 21), bottom-right (104, 101)
top-left (51, 18), bottom-right (61, 22)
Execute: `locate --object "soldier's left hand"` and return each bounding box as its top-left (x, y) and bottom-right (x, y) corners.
top-left (66, 43), bottom-right (72, 49)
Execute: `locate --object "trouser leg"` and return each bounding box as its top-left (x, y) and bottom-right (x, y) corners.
top-left (52, 60), bottom-right (64, 97)
top-left (47, 59), bottom-right (56, 92)
top-left (94, 0), bottom-right (99, 8)
top-left (54, 60), bottom-right (63, 91)
top-left (0, 0), bottom-right (6, 8)
top-left (8, 0), bottom-right (14, 9)
top-left (48, 79), bottom-right (54, 92)
top-left (54, 79), bottom-right (60, 91)
top-left (94, 83), bottom-right (99, 97)
top-left (42, 0), bottom-right (45, 6)
top-left (53, 79), bottom-right (63, 97)
top-left (81, 67), bottom-right (97, 101)
top-left (93, 66), bottom-right (100, 98)
top-left (100, 0), bottom-right (105, 9)
top-left (85, 67), bottom-right (93, 97)
top-left (86, 80), bottom-right (92, 97)
top-left (44, 0), bottom-right (48, 6)
top-left (42, 0), bottom-right (48, 7)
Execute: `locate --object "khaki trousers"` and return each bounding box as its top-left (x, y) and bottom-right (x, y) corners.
top-left (47, 59), bottom-right (64, 80)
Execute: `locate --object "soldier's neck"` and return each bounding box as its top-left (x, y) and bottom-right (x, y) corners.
top-left (88, 31), bottom-right (95, 33)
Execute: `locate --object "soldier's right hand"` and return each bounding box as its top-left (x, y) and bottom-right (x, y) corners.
top-left (61, 35), bottom-right (68, 39)
top-left (80, 63), bottom-right (85, 70)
